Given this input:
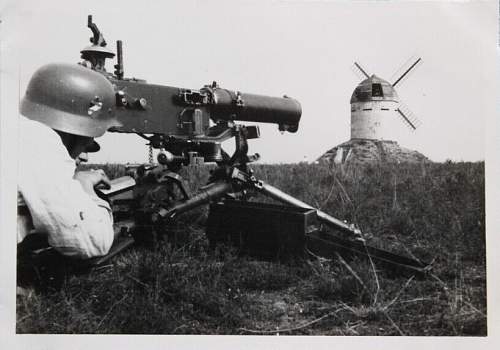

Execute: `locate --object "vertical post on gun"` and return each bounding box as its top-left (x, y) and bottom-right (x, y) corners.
top-left (115, 40), bottom-right (124, 79)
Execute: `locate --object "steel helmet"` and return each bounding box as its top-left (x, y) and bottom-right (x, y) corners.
top-left (20, 63), bottom-right (120, 137)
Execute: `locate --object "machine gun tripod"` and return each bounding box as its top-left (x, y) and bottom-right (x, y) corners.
top-left (103, 123), bottom-right (429, 278)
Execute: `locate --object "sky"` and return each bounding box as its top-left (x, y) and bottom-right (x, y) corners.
top-left (2, 0), bottom-right (498, 163)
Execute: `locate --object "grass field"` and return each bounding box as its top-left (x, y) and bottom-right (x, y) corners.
top-left (16, 161), bottom-right (486, 335)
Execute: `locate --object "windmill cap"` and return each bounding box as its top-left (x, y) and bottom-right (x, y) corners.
top-left (350, 75), bottom-right (399, 104)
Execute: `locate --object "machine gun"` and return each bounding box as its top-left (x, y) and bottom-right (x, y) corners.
top-left (18, 16), bottom-right (428, 291)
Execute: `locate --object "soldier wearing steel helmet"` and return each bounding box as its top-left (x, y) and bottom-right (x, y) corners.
top-left (17, 62), bottom-right (120, 259)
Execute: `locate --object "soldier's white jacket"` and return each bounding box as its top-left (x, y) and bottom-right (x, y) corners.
top-left (17, 115), bottom-right (114, 259)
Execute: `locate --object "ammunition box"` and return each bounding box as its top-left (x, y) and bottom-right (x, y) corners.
top-left (206, 200), bottom-right (318, 260)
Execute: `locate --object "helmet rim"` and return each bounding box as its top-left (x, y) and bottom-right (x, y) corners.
top-left (20, 97), bottom-right (119, 138)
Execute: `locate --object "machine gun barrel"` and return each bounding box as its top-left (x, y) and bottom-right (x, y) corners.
top-left (208, 89), bottom-right (302, 133)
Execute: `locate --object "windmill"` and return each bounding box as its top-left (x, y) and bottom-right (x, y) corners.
top-left (349, 57), bottom-right (422, 141)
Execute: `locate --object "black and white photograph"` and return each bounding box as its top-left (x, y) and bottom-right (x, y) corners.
top-left (0, 0), bottom-right (498, 347)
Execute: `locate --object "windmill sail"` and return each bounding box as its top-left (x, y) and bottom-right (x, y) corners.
top-left (392, 57), bottom-right (422, 87)
top-left (396, 105), bottom-right (422, 130)
top-left (352, 61), bottom-right (370, 79)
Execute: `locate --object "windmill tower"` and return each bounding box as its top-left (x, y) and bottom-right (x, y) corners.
top-left (350, 58), bottom-right (422, 142)
top-left (318, 57), bottom-right (428, 164)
